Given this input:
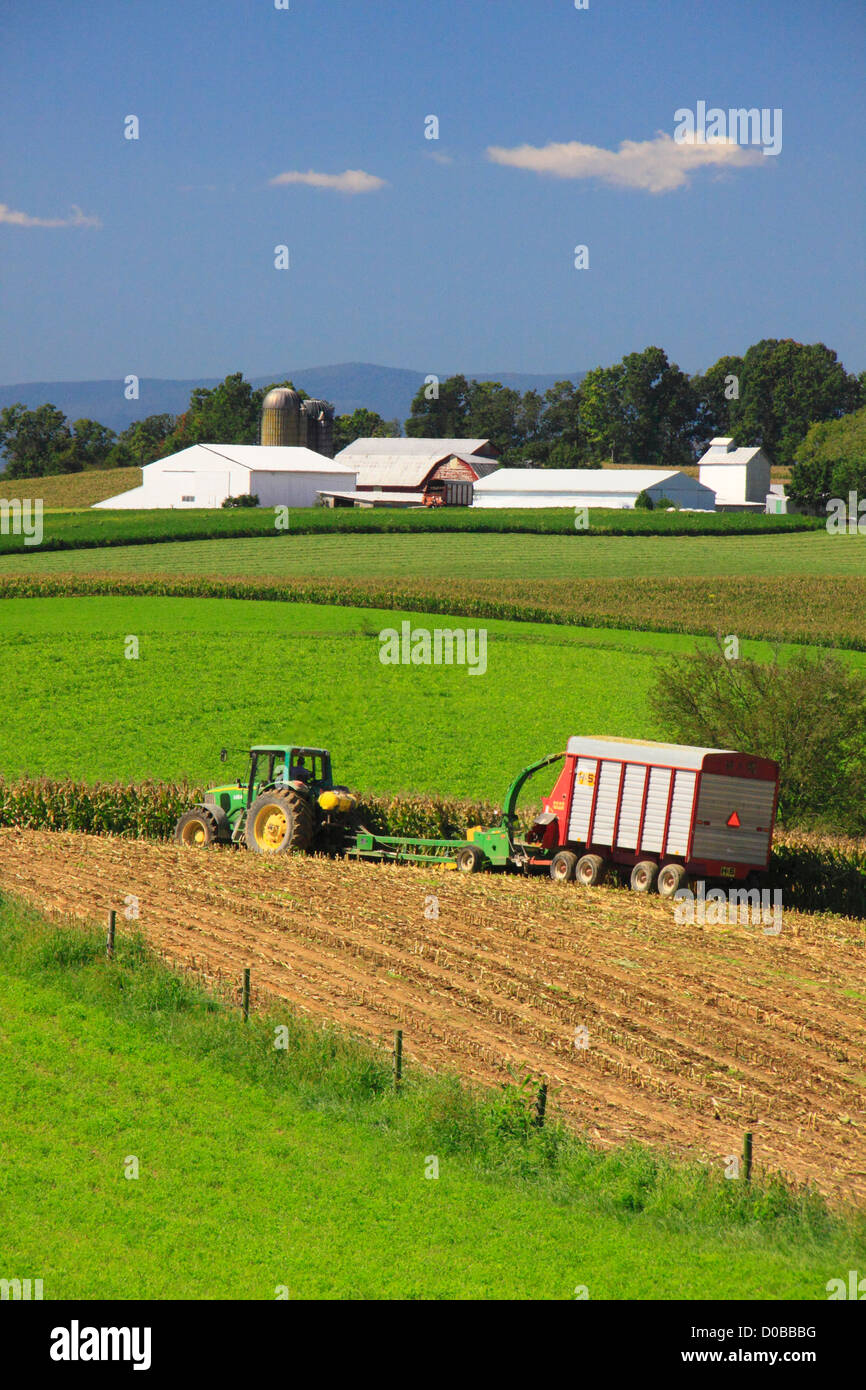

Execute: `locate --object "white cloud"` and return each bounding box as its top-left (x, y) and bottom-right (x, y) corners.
top-left (0, 202), bottom-right (101, 228)
top-left (485, 132), bottom-right (764, 194)
top-left (268, 168), bottom-right (387, 194)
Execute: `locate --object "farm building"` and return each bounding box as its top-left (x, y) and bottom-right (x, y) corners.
top-left (92, 444), bottom-right (357, 509)
top-left (260, 387), bottom-right (335, 457)
top-left (697, 437), bottom-right (772, 510)
top-left (320, 438), bottom-right (501, 507)
top-left (471, 468), bottom-right (716, 510)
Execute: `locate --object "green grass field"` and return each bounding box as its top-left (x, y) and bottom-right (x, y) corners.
top-left (1, 896), bottom-right (858, 1299)
top-left (1, 527), bottom-right (862, 579)
top-left (1, 596), bottom-right (862, 796)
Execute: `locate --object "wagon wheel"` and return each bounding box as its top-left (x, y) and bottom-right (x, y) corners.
top-left (576, 853), bottom-right (606, 886)
top-left (630, 859), bottom-right (658, 893)
top-left (456, 845), bottom-right (484, 874)
top-left (549, 850), bottom-right (578, 882)
top-left (657, 863), bottom-right (688, 897)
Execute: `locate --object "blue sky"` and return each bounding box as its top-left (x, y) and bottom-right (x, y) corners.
top-left (2, 0), bottom-right (864, 384)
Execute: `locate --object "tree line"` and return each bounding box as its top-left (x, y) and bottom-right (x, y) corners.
top-left (405, 341), bottom-right (862, 475)
top-left (1, 341), bottom-right (863, 503)
top-left (0, 376), bottom-right (401, 480)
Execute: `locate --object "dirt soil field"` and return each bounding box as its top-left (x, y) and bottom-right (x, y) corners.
top-left (1, 827), bottom-right (864, 1203)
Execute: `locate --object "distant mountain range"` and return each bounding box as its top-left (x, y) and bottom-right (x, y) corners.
top-left (0, 362), bottom-right (585, 437)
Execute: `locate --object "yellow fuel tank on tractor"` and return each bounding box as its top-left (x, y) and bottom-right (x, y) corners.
top-left (318, 789), bottom-right (356, 814)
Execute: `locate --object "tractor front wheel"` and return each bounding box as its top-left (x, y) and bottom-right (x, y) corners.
top-left (245, 791), bottom-right (314, 855)
top-left (174, 808), bottom-right (219, 848)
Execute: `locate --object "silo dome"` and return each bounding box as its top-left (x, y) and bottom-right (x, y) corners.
top-left (261, 387), bottom-right (302, 446)
top-left (262, 388), bottom-right (301, 411)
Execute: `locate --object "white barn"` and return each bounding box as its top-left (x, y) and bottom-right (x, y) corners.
top-left (471, 468), bottom-right (716, 510)
top-left (697, 438), bottom-right (772, 509)
top-left (92, 444), bottom-right (357, 510)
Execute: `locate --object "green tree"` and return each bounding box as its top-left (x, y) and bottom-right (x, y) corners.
top-left (463, 380), bottom-right (525, 457)
top-left (112, 414), bottom-right (177, 467)
top-left (577, 349), bottom-right (697, 467)
top-left (510, 380), bottom-right (586, 467)
top-left (63, 418), bottom-right (117, 471)
top-left (733, 340), bottom-right (860, 466)
top-left (332, 407), bottom-right (398, 453)
top-left (0, 403), bottom-right (72, 478)
top-left (578, 363), bottom-right (626, 463)
top-left (789, 405), bottom-right (866, 509)
top-left (167, 372), bottom-right (272, 451)
top-left (618, 347), bottom-right (697, 468)
top-left (405, 374), bottom-right (471, 438)
top-left (404, 374), bottom-right (540, 461)
top-left (692, 354), bottom-right (744, 439)
top-left (648, 639), bottom-right (866, 832)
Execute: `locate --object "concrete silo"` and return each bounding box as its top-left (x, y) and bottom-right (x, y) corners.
top-left (301, 398), bottom-right (336, 458)
top-left (260, 387), bottom-right (302, 446)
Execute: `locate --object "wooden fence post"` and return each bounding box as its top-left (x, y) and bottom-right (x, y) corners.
top-left (106, 910), bottom-right (116, 960)
top-left (743, 1131), bottom-right (753, 1183)
top-left (534, 1081), bottom-right (548, 1129)
top-left (242, 967), bottom-right (251, 1022)
top-left (393, 1029), bottom-right (403, 1091)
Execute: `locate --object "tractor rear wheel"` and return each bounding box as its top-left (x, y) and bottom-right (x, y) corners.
top-left (630, 860), bottom-right (658, 893)
top-left (576, 853), bottom-right (606, 886)
top-left (245, 790), bottom-right (314, 855)
top-left (549, 850), bottom-right (578, 882)
top-left (175, 808), bottom-right (219, 848)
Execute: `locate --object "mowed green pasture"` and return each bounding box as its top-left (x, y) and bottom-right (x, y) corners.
top-left (1, 597), bottom-right (863, 796)
top-left (3, 903), bottom-right (855, 1299)
top-left (1, 528), bottom-right (864, 579)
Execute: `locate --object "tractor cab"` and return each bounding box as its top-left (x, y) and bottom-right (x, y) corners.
top-left (176, 742), bottom-right (353, 855)
top-left (245, 745), bottom-right (333, 806)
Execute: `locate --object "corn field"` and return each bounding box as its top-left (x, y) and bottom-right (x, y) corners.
top-left (0, 774), bottom-right (863, 918)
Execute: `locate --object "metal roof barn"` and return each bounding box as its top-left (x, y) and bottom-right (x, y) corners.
top-left (697, 437), bottom-right (772, 508)
top-left (471, 468), bottom-right (716, 510)
top-left (92, 444), bottom-right (357, 509)
top-left (330, 438), bottom-right (500, 506)
top-left (337, 437), bottom-right (498, 458)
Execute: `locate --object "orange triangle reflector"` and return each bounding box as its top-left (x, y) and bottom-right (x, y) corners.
top-left (727, 811), bottom-right (741, 828)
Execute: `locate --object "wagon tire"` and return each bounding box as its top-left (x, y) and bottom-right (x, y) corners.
top-left (175, 808), bottom-right (219, 848)
top-left (630, 859), bottom-right (658, 893)
top-left (657, 862), bottom-right (688, 897)
top-left (549, 850), bottom-right (578, 882)
top-left (576, 853), bottom-right (606, 887)
top-left (456, 845), bottom-right (484, 874)
top-left (245, 790), bottom-right (314, 855)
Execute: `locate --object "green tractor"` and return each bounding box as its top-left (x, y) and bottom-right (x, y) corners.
top-left (174, 744), bottom-right (357, 856)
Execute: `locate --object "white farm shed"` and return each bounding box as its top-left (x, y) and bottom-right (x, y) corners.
top-left (697, 438), bottom-right (772, 509)
top-left (92, 444), bottom-right (357, 510)
top-left (471, 468), bottom-right (716, 510)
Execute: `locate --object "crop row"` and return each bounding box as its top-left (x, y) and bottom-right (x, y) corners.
top-left (0, 504), bottom-right (821, 557)
top-left (2, 572), bottom-right (865, 651)
top-left (2, 775), bottom-right (864, 920)
top-left (0, 776), bottom-right (517, 844)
